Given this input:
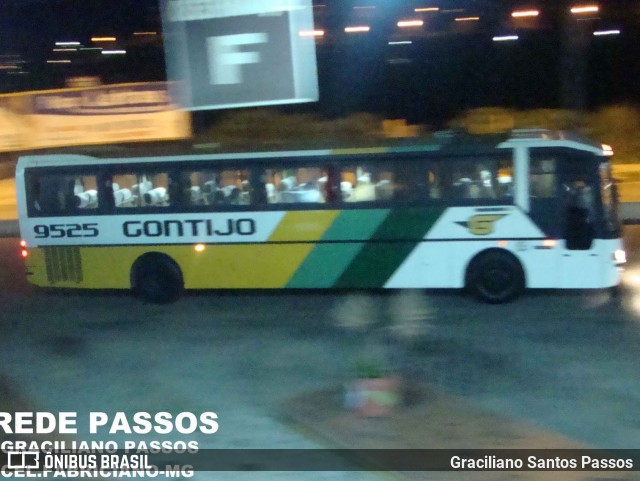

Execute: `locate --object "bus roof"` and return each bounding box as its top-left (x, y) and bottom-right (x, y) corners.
top-left (16, 129), bottom-right (609, 169)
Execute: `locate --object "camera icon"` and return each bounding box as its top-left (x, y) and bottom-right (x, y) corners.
top-left (7, 451), bottom-right (39, 470)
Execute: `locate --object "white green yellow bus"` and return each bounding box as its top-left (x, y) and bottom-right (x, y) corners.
top-left (16, 129), bottom-right (625, 303)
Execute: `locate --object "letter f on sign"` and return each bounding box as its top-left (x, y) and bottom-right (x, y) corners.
top-left (208, 33), bottom-right (268, 85)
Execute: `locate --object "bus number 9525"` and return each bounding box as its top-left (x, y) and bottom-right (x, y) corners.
top-left (34, 223), bottom-right (99, 238)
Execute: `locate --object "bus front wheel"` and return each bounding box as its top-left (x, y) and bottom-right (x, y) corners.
top-left (465, 250), bottom-right (525, 304)
top-left (131, 254), bottom-right (184, 304)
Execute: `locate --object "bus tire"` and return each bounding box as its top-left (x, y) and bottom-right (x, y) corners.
top-left (465, 249), bottom-right (525, 304)
top-left (131, 253), bottom-right (184, 304)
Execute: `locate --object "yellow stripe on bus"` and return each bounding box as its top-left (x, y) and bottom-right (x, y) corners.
top-left (268, 210), bottom-right (339, 242)
top-left (26, 212), bottom-right (341, 289)
top-left (182, 244), bottom-right (313, 288)
top-left (28, 243), bottom-right (320, 289)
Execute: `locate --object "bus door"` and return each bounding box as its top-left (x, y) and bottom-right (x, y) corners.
top-left (528, 149), bottom-right (602, 288)
top-left (557, 153), bottom-right (603, 288)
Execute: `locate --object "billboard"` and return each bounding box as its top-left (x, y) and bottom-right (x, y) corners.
top-left (0, 82), bottom-right (191, 152)
top-left (161, 0), bottom-right (319, 110)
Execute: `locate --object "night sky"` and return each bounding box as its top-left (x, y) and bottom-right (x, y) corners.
top-left (1, 0), bottom-right (639, 125)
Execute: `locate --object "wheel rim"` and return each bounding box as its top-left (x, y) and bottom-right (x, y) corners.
top-left (140, 272), bottom-right (163, 297)
top-left (478, 265), bottom-right (513, 297)
top-left (133, 256), bottom-right (183, 303)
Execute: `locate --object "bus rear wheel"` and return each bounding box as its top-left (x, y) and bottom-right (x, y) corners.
top-left (131, 254), bottom-right (184, 304)
top-left (465, 250), bottom-right (525, 304)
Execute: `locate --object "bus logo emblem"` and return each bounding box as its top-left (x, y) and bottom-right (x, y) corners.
top-left (456, 214), bottom-right (506, 236)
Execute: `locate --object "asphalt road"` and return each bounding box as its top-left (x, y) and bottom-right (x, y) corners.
top-left (0, 231), bottom-right (640, 478)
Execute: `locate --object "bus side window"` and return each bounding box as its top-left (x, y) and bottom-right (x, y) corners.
top-left (73, 175), bottom-right (99, 210)
top-left (528, 156), bottom-right (561, 237)
top-left (393, 161), bottom-right (432, 202)
top-left (180, 169), bottom-right (251, 207)
top-left (450, 158), bottom-right (513, 202)
top-left (262, 167), bottom-right (326, 204)
top-left (28, 173), bottom-right (98, 215)
top-left (27, 174), bottom-right (44, 214)
top-left (339, 160), bottom-right (442, 203)
top-left (529, 159), bottom-right (556, 198)
top-left (217, 169), bottom-right (251, 205)
top-left (496, 159), bottom-right (514, 198)
top-left (180, 171), bottom-right (215, 206)
top-left (112, 173), bottom-right (170, 208)
top-left (341, 165), bottom-right (394, 203)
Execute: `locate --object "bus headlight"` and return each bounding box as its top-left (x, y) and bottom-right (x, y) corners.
top-left (614, 249), bottom-right (626, 264)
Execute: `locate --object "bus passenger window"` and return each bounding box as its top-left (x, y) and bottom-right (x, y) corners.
top-left (112, 173), bottom-right (170, 208)
top-left (261, 167), bottom-right (326, 204)
top-left (339, 160), bottom-right (437, 203)
top-left (28, 173), bottom-right (98, 215)
top-left (341, 166), bottom-right (394, 202)
top-left (450, 158), bottom-right (513, 201)
top-left (496, 160), bottom-right (514, 198)
top-left (529, 159), bottom-right (556, 198)
top-left (72, 176), bottom-right (99, 210)
top-left (181, 169), bottom-right (250, 207)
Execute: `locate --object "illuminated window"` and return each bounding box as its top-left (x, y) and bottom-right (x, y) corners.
top-left (27, 172), bottom-right (98, 216)
top-left (180, 169), bottom-right (251, 207)
top-left (259, 167), bottom-right (328, 205)
top-left (112, 172), bottom-right (170, 208)
top-left (449, 158), bottom-right (513, 201)
top-left (529, 158), bottom-right (556, 198)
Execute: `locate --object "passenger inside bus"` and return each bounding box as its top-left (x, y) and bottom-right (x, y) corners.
top-left (30, 175), bottom-right (99, 214)
top-left (112, 173), bottom-right (169, 208)
top-left (262, 168), bottom-right (325, 204)
top-left (564, 177), bottom-right (596, 250)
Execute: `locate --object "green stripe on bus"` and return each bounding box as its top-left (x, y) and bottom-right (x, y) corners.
top-left (333, 207), bottom-right (444, 288)
top-left (332, 243), bottom-right (420, 288)
top-left (286, 243), bottom-right (365, 288)
top-left (372, 207), bottom-right (444, 241)
top-left (286, 210), bottom-right (389, 287)
top-left (321, 209), bottom-right (389, 241)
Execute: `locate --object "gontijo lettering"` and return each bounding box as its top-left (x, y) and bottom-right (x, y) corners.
top-left (123, 218), bottom-right (256, 237)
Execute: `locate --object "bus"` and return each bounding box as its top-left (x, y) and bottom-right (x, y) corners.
top-left (15, 129), bottom-right (625, 303)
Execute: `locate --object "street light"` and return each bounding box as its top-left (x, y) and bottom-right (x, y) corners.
top-left (345, 26), bottom-right (370, 33)
top-left (397, 20), bottom-right (424, 28)
top-left (512, 10), bottom-right (539, 18)
top-left (493, 35), bottom-right (519, 42)
top-left (570, 5), bottom-right (599, 14)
